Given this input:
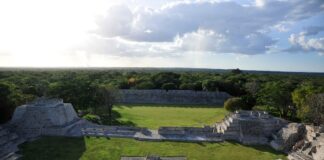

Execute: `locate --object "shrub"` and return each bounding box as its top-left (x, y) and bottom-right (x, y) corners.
top-left (83, 114), bottom-right (101, 124)
top-left (240, 95), bottom-right (256, 110)
top-left (135, 81), bottom-right (155, 89)
top-left (179, 83), bottom-right (195, 90)
top-left (224, 97), bottom-right (245, 112)
top-left (161, 83), bottom-right (177, 91)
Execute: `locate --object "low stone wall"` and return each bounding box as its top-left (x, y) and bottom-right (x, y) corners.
top-left (158, 126), bottom-right (215, 135)
top-left (118, 89), bottom-right (231, 105)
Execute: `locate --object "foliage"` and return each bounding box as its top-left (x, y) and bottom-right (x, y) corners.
top-left (82, 114), bottom-right (101, 124)
top-left (231, 68), bottom-right (242, 74)
top-left (135, 81), bottom-right (155, 89)
top-left (95, 85), bottom-right (118, 124)
top-left (257, 81), bottom-right (294, 118)
top-left (179, 83), bottom-right (195, 90)
top-left (151, 72), bottom-right (180, 89)
top-left (291, 82), bottom-right (324, 121)
top-left (161, 82), bottom-right (177, 91)
top-left (0, 69), bottom-right (323, 123)
top-left (306, 94), bottom-right (324, 125)
top-left (224, 97), bottom-right (245, 111)
top-left (240, 94), bottom-right (256, 110)
top-left (0, 82), bottom-right (12, 123)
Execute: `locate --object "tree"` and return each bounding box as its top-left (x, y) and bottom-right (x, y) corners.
top-left (306, 94), bottom-right (324, 125)
top-left (231, 68), bottom-right (242, 74)
top-left (179, 83), bottom-right (195, 90)
top-left (0, 82), bottom-right (12, 123)
top-left (96, 85), bottom-right (118, 125)
top-left (135, 81), bottom-right (155, 89)
top-left (257, 82), bottom-right (293, 118)
top-left (151, 72), bottom-right (180, 89)
top-left (224, 97), bottom-right (245, 112)
top-left (244, 81), bottom-right (260, 97)
top-left (161, 83), bottom-right (177, 91)
top-left (202, 80), bottom-right (219, 91)
top-left (291, 82), bottom-right (317, 121)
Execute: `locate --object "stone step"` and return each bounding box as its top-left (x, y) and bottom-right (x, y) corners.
top-left (0, 152), bottom-right (22, 160)
top-left (288, 152), bottom-right (313, 160)
top-left (0, 142), bottom-right (19, 158)
top-left (0, 133), bottom-right (19, 147)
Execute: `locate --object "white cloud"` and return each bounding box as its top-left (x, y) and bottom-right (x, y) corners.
top-left (0, 0), bottom-right (323, 68)
top-left (90, 0), bottom-right (323, 56)
top-left (288, 32), bottom-right (324, 55)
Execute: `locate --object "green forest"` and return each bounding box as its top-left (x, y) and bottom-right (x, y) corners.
top-left (0, 68), bottom-right (323, 125)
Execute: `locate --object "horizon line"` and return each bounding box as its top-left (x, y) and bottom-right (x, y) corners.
top-left (0, 66), bottom-right (323, 74)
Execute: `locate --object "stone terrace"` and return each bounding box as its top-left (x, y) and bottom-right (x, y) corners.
top-left (0, 125), bottom-right (25, 160)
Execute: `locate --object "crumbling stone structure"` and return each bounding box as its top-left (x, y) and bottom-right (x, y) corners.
top-left (118, 89), bottom-right (231, 105)
top-left (9, 98), bottom-right (85, 138)
top-left (271, 123), bottom-right (324, 160)
top-left (215, 110), bottom-right (287, 144)
top-left (5, 98), bottom-right (323, 160)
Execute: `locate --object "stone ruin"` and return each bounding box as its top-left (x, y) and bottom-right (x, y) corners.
top-left (118, 89), bottom-right (231, 105)
top-left (215, 110), bottom-right (287, 145)
top-left (270, 123), bottom-right (324, 160)
top-left (9, 98), bottom-right (83, 138)
top-left (2, 98), bottom-right (323, 160)
top-left (0, 98), bottom-right (94, 160)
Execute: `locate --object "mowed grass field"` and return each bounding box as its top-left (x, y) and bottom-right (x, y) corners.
top-left (112, 104), bottom-right (229, 129)
top-left (20, 137), bottom-right (287, 160)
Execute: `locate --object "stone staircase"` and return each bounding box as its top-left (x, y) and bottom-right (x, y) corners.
top-left (215, 114), bottom-right (241, 141)
top-left (0, 126), bottom-right (25, 160)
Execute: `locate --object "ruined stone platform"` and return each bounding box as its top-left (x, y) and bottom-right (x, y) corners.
top-left (9, 98), bottom-right (84, 138)
top-left (215, 110), bottom-right (287, 145)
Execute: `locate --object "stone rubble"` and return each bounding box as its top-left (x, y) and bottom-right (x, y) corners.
top-left (286, 125), bottom-right (324, 160)
top-left (0, 125), bottom-right (25, 160)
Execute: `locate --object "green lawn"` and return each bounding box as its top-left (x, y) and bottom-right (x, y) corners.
top-left (112, 104), bottom-right (228, 129)
top-left (20, 137), bottom-right (287, 160)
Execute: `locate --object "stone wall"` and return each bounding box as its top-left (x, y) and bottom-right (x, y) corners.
top-left (158, 126), bottom-right (215, 135)
top-left (118, 89), bottom-right (231, 105)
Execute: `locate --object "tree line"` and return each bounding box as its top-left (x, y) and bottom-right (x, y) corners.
top-left (0, 69), bottom-right (323, 124)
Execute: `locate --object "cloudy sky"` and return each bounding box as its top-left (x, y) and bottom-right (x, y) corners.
top-left (0, 0), bottom-right (323, 72)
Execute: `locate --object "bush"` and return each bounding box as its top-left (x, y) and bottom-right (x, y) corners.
top-left (83, 114), bottom-right (101, 124)
top-left (179, 83), bottom-right (195, 90)
top-left (135, 81), bottom-right (155, 89)
top-left (240, 95), bottom-right (256, 110)
top-left (224, 97), bottom-right (245, 112)
top-left (161, 83), bottom-right (177, 91)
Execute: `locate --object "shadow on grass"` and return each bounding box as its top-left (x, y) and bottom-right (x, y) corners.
top-left (225, 140), bottom-right (286, 156)
top-left (19, 136), bottom-right (86, 160)
top-left (100, 110), bottom-right (137, 127)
